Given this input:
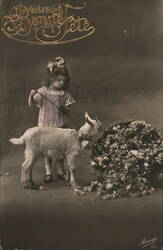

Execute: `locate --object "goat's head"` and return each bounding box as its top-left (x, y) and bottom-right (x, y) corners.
top-left (78, 112), bottom-right (103, 149)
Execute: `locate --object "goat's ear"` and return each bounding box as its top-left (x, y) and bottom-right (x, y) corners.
top-left (85, 112), bottom-right (89, 120)
top-left (85, 117), bottom-right (94, 127)
top-left (85, 112), bottom-right (94, 120)
top-left (85, 112), bottom-right (94, 127)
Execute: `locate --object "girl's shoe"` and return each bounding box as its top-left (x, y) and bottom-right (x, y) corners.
top-left (44, 174), bottom-right (54, 183)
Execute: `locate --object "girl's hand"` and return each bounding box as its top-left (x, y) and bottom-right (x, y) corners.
top-left (30, 89), bottom-right (37, 96)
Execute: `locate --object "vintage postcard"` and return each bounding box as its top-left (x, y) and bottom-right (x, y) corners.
top-left (0, 0), bottom-right (163, 249)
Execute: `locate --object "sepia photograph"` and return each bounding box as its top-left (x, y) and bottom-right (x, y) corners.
top-left (0, 0), bottom-right (163, 249)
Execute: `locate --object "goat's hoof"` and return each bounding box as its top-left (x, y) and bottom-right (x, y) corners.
top-left (30, 185), bottom-right (41, 190)
top-left (39, 185), bottom-right (46, 191)
top-left (71, 183), bottom-right (81, 189)
top-left (73, 188), bottom-right (85, 195)
top-left (29, 185), bottom-right (45, 191)
top-left (21, 183), bottom-right (31, 189)
top-left (29, 181), bottom-right (36, 186)
top-left (21, 182), bottom-right (40, 190)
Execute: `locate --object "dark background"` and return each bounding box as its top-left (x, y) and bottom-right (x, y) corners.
top-left (1, 0), bottom-right (163, 154)
top-left (0, 0), bottom-right (163, 249)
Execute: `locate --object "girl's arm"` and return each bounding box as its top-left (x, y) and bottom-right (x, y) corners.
top-left (59, 92), bottom-right (76, 113)
top-left (64, 92), bottom-right (76, 107)
top-left (29, 87), bottom-right (45, 107)
top-left (28, 89), bottom-right (37, 107)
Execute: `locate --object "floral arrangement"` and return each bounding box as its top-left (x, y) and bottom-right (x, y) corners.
top-left (84, 120), bottom-right (163, 200)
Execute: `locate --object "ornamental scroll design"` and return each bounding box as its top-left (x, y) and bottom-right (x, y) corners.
top-left (1, 3), bottom-right (95, 45)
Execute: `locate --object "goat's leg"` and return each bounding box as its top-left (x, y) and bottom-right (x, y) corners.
top-left (29, 167), bottom-right (36, 186)
top-left (21, 158), bottom-right (29, 187)
top-left (57, 158), bottom-right (64, 175)
top-left (21, 147), bottom-right (37, 188)
top-left (66, 154), bottom-right (80, 189)
top-left (59, 158), bottom-right (70, 183)
top-left (21, 155), bottom-right (35, 188)
top-left (69, 169), bottom-right (80, 189)
top-left (57, 158), bottom-right (66, 180)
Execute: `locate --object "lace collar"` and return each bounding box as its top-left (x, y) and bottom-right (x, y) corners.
top-left (46, 89), bottom-right (65, 96)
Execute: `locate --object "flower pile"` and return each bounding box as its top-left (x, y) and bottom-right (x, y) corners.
top-left (84, 120), bottom-right (163, 199)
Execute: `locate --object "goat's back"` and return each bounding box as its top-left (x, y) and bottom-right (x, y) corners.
top-left (24, 127), bottom-right (80, 154)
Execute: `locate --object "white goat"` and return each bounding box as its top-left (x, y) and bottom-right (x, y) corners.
top-left (10, 112), bottom-right (102, 190)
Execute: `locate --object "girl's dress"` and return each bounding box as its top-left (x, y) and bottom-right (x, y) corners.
top-left (33, 87), bottom-right (75, 128)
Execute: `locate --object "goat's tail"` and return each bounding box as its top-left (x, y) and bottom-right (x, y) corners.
top-left (9, 136), bottom-right (24, 145)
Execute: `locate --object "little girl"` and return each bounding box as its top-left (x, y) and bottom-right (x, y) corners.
top-left (30, 66), bottom-right (75, 183)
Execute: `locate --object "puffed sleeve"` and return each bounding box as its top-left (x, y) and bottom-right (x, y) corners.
top-left (64, 92), bottom-right (76, 107)
top-left (33, 87), bottom-right (47, 105)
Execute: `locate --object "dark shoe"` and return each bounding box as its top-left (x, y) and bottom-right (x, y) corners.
top-left (44, 175), bottom-right (54, 183)
top-left (57, 173), bottom-right (65, 180)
